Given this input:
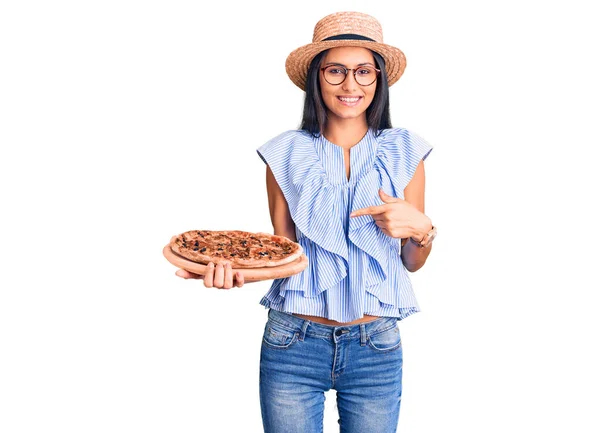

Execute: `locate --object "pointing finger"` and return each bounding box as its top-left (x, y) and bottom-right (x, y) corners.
top-left (350, 204), bottom-right (387, 218)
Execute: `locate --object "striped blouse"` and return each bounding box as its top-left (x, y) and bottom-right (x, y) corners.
top-left (256, 127), bottom-right (433, 323)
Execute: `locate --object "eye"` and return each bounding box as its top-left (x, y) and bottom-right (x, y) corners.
top-left (356, 67), bottom-right (373, 75)
top-left (326, 67), bottom-right (345, 75)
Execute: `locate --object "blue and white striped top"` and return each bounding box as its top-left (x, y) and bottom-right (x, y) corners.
top-left (256, 128), bottom-right (433, 323)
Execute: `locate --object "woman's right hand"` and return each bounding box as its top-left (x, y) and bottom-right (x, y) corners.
top-left (175, 262), bottom-right (245, 289)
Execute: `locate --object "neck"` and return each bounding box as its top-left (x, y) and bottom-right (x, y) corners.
top-left (323, 116), bottom-right (369, 148)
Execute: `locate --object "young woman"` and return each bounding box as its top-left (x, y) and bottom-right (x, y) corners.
top-left (177, 11), bottom-right (437, 433)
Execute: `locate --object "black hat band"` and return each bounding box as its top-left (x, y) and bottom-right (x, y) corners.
top-left (322, 34), bottom-right (376, 42)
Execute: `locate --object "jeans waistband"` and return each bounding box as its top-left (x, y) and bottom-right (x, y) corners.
top-left (267, 308), bottom-right (398, 345)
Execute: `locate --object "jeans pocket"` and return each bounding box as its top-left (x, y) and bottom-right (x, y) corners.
top-left (262, 321), bottom-right (299, 350)
top-left (367, 324), bottom-right (402, 353)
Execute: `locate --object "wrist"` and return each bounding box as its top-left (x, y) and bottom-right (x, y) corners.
top-left (410, 217), bottom-right (433, 242)
top-left (409, 217), bottom-right (436, 249)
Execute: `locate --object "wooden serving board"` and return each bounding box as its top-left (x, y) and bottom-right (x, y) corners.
top-left (163, 244), bottom-right (308, 282)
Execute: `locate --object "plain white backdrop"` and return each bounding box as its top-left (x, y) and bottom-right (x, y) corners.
top-left (1, 0), bottom-right (599, 432)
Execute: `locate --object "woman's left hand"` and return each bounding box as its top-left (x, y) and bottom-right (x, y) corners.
top-left (350, 189), bottom-right (431, 239)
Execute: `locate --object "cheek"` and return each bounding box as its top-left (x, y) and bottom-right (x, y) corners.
top-left (364, 89), bottom-right (376, 108)
top-left (319, 87), bottom-right (337, 111)
top-left (366, 85), bottom-right (377, 100)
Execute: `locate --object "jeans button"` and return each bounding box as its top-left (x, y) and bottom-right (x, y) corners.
top-left (335, 329), bottom-right (342, 336)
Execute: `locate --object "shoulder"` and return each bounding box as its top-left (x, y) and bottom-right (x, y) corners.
top-left (377, 127), bottom-right (433, 159)
top-left (260, 129), bottom-right (313, 149)
top-left (257, 129), bottom-right (316, 165)
top-left (377, 127), bottom-right (428, 144)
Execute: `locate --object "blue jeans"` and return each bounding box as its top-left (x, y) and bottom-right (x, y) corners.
top-left (259, 309), bottom-right (403, 433)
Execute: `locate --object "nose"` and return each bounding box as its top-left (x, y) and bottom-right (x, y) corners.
top-left (341, 70), bottom-right (359, 91)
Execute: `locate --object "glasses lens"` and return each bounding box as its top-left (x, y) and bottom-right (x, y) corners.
top-left (354, 67), bottom-right (377, 86)
top-left (323, 65), bottom-right (347, 85)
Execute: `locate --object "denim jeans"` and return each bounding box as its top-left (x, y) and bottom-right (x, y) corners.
top-left (259, 309), bottom-right (403, 433)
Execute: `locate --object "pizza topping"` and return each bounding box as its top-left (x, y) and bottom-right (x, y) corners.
top-left (170, 230), bottom-right (302, 268)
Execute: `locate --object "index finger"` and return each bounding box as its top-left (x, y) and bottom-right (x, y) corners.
top-left (350, 204), bottom-right (387, 218)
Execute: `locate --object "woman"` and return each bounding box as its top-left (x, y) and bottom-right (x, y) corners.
top-left (177, 11), bottom-right (437, 433)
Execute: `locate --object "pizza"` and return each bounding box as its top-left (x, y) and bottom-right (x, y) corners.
top-left (169, 230), bottom-right (303, 268)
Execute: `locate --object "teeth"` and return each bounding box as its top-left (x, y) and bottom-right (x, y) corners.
top-left (339, 97), bottom-right (360, 102)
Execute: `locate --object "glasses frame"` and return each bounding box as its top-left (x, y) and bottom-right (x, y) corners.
top-left (320, 64), bottom-right (381, 86)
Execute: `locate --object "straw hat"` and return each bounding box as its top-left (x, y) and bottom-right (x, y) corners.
top-left (285, 11), bottom-right (407, 91)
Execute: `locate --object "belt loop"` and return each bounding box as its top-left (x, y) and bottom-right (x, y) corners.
top-left (360, 324), bottom-right (367, 346)
top-left (299, 320), bottom-right (310, 341)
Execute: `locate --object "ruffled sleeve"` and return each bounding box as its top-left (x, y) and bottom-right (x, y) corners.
top-left (374, 128), bottom-right (433, 199)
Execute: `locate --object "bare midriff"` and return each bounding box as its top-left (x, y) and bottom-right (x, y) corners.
top-left (292, 313), bottom-right (380, 326)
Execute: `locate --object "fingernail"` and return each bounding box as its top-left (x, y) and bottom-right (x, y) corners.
top-left (208, 262), bottom-right (214, 268)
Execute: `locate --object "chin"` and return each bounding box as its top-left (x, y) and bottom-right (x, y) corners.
top-left (332, 110), bottom-right (367, 120)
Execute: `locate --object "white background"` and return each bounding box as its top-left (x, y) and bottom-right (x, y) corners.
top-left (1, 0), bottom-right (599, 432)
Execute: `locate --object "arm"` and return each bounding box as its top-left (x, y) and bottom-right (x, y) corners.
top-left (400, 159), bottom-right (434, 272)
top-left (266, 165), bottom-right (297, 242)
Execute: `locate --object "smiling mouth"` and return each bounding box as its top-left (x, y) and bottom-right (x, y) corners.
top-left (337, 96), bottom-right (362, 106)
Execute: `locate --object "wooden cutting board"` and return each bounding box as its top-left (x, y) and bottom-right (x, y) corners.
top-left (163, 244), bottom-right (309, 282)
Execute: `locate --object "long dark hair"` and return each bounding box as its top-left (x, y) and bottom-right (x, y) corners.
top-left (300, 49), bottom-right (392, 136)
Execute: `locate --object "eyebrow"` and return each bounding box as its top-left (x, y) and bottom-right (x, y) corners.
top-left (323, 62), bottom-right (376, 68)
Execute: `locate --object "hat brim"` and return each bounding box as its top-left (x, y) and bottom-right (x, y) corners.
top-left (285, 40), bottom-right (407, 91)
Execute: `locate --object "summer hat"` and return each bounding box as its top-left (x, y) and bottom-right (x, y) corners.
top-left (285, 11), bottom-right (407, 91)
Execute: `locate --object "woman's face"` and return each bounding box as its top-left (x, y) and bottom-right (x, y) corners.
top-left (319, 46), bottom-right (377, 123)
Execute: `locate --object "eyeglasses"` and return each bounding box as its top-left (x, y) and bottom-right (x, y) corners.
top-left (320, 64), bottom-right (380, 86)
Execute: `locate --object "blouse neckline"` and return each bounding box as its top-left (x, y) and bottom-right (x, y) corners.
top-left (314, 129), bottom-right (379, 186)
